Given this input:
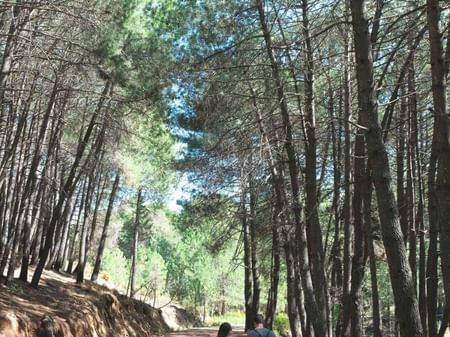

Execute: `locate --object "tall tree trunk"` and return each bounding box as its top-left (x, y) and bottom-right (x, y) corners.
top-left (366, 177), bottom-right (382, 337)
top-left (31, 81), bottom-right (111, 288)
top-left (0, 182), bottom-right (7, 260)
top-left (284, 234), bottom-right (303, 337)
top-left (19, 171), bottom-right (45, 280)
top-left (241, 161), bottom-right (254, 331)
top-left (6, 78), bottom-right (58, 282)
top-left (301, 2), bottom-right (328, 331)
top-left (413, 98), bottom-right (427, 334)
top-left (407, 106), bottom-right (417, 291)
top-left (91, 172), bottom-right (120, 281)
top-left (66, 182), bottom-right (86, 274)
top-left (350, 1), bottom-right (424, 336)
top-left (426, 0), bottom-right (450, 329)
top-left (338, 11), bottom-right (352, 335)
top-left (0, 121), bottom-right (26, 277)
top-left (53, 192), bottom-right (75, 272)
top-left (87, 173), bottom-right (107, 257)
top-left (76, 166), bottom-right (106, 281)
top-left (249, 180), bottom-right (261, 318)
top-left (406, 36), bottom-right (427, 331)
top-left (330, 84), bottom-right (342, 292)
top-left (250, 85), bottom-right (280, 331)
top-left (265, 212), bottom-right (280, 330)
top-left (407, 56), bottom-right (418, 293)
top-left (349, 129), bottom-right (367, 337)
top-left (397, 92), bottom-right (408, 245)
top-left (294, 250), bottom-right (308, 337)
top-left (76, 175), bottom-right (94, 284)
top-left (0, 3), bottom-right (28, 107)
top-left (30, 179), bottom-right (49, 266)
top-left (46, 123), bottom-right (68, 270)
top-left (256, 1), bottom-right (326, 335)
top-left (130, 187), bottom-right (142, 299)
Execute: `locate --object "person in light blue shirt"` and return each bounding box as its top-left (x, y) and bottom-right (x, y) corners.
top-left (247, 314), bottom-right (276, 337)
top-left (217, 322), bottom-right (232, 337)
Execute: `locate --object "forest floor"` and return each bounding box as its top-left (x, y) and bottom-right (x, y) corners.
top-left (0, 268), bottom-right (170, 337)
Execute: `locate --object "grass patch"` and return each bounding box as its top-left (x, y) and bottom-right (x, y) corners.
top-left (206, 311), bottom-right (245, 326)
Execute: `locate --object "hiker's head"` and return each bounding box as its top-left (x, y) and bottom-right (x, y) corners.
top-left (37, 315), bottom-right (54, 337)
top-left (217, 322), bottom-right (232, 337)
top-left (254, 314), bottom-right (265, 326)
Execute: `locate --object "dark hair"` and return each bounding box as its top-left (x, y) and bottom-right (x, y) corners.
top-left (254, 314), bottom-right (265, 325)
top-left (217, 322), bottom-right (232, 337)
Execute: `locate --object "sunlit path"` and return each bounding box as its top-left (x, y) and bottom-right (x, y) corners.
top-left (164, 327), bottom-right (246, 337)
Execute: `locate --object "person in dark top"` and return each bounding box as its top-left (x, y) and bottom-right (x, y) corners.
top-left (217, 322), bottom-right (232, 337)
top-left (247, 314), bottom-right (276, 337)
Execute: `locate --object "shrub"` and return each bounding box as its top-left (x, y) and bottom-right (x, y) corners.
top-left (102, 247), bottom-right (130, 289)
top-left (273, 313), bottom-right (290, 337)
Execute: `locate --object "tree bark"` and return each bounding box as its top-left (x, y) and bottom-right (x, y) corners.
top-left (366, 178), bottom-right (382, 337)
top-left (283, 233), bottom-right (303, 337)
top-left (349, 128), bottom-right (367, 337)
top-left (301, 2), bottom-right (329, 331)
top-left (241, 161), bottom-right (254, 330)
top-left (249, 178), bottom-right (261, 319)
top-left (397, 92), bottom-right (408, 245)
top-left (256, 1), bottom-right (326, 335)
top-left (91, 172), bottom-right (120, 281)
top-left (265, 213), bottom-right (280, 330)
top-left (130, 187), bottom-right (142, 299)
top-left (350, 1), bottom-right (424, 336)
top-left (426, 0), bottom-right (450, 330)
top-left (76, 175), bottom-right (94, 284)
top-left (66, 181), bottom-right (86, 274)
top-left (31, 80), bottom-right (111, 288)
top-left (330, 84), bottom-right (343, 292)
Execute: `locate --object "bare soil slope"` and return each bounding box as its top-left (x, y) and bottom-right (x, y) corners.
top-left (0, 270), bottom-right (169, 337)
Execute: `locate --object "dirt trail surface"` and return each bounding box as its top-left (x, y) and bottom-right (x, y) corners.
top-left (164, 327), bottom-right (246, 337)
top-left (0, 269), bottom-right (169, 336)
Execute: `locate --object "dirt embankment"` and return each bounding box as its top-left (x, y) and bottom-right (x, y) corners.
top-left (0, 270), bottom-right (170, 337)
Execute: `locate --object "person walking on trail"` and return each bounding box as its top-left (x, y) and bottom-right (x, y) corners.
top-left (217, 322), bottom-right (233, 337)
top-left (247, 314), bottom-right (276, 337)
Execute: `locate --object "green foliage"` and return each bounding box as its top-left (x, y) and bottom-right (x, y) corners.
top-left (161, 195), bottom-right (244, 314)
top-left (87, 0), bottom-right (277, 324)
top-left (117, 110), bottom-right (175, 193)
top-left (272, 313), bottom-right (290, 337)
top-left (375, 257), bottom-right (395, 313)
top-left (117, 207), bottom-right (135, 258)
top-left (101, 247), bottom-right (131, 289)
top-left (114, 205), bottom-right (174, 297)
top-left (137, 247), bottom-right (167, 301)
top-left (164, 226), bottom-right (208, 301)
top-left (206, 310), bottom-right (245, 326)
top-left (117, 195), bottom-right (153, 258)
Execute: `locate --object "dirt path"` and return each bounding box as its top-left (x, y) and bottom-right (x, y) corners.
top-left (164, 327), bottom-right (246, 337)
